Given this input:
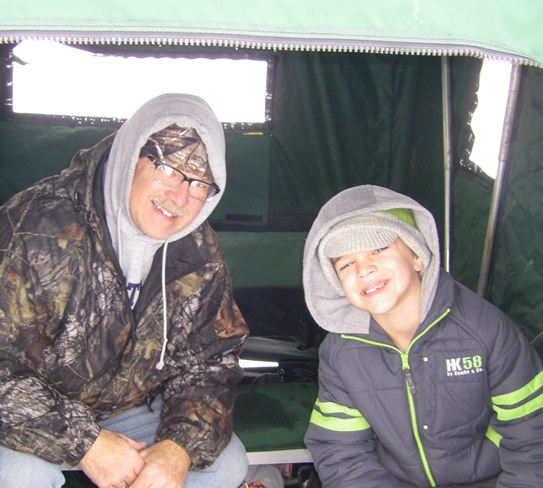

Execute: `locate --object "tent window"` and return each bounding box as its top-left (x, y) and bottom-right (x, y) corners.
top-left (6, 40), bottom-right (273, 130)
top-left (469, 59), bottom-right (513, 179)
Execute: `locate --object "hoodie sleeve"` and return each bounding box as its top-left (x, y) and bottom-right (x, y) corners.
top-left (155, 231), bottom-right (249, 470)
top-left (304, 335), bottom-right (403, 488)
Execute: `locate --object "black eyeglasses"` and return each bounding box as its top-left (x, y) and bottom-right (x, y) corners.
top-left (151, 160), bottom-right (220, 202)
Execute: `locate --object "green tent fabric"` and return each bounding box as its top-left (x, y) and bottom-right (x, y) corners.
top-left (1, 0), bottom-right (542, 66)
top-left (234, 382), bottom-right (318, 453)
top-left (486, 66), bottom-right (543, 341)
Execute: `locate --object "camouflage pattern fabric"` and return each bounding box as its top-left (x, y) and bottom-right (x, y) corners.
top-left (140, 125), bottom-right (214, 183)
top-left (0, 133), bottom-right (248, 468)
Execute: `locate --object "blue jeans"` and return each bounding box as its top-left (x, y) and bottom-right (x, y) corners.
top-left (0, 397), bottom-right (249, 488)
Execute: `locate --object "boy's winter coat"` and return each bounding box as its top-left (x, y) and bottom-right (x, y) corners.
top-left (303, 185), bottom-right (543, 487)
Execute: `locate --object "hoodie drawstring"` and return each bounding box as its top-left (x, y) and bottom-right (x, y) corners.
top-left (116, 208), bottom-right (123, 264)
top-left (156, 239), bottom-right (169, 370)
top-left (117, 208), bottom-right (169, 370)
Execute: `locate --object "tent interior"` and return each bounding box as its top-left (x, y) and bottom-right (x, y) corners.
top-left (1, 2), bottom-right (543, 485)
top-left (2, 44), bottom-right (542, 348)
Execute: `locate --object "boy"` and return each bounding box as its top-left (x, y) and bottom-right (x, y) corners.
top-left (303, 185), bottom-right (543, 487)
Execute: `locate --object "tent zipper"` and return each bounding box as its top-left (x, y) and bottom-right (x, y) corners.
top-left (0, 32), bottom-right (539, 67)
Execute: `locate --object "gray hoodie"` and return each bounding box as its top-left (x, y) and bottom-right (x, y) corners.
top-left (303, 185), bottom-right (441, 335)
top-left (104, 93), bottom-right (226, 290)
top-left (104, 93), bottom-right (226, 368)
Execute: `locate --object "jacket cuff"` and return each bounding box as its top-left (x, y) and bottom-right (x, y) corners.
top-left (63, 417), bottom-right (101, 467)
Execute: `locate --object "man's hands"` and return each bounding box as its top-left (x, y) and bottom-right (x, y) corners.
top-left (80, 429), bottom-right (146, 487)
top-left (132, 439), bottom-right (191, 488)
top-left (80, 429), bottom-right (191, 488)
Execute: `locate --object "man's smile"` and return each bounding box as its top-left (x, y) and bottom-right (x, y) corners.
top-left (151, 197), bottom-right (189, 220)
top-left (152, 200), bottom-right (177, 218)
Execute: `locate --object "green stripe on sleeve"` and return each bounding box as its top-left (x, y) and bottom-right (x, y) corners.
top-left (492, 391), bottom-right (543, 421)
top-left (309, 408), bottom-right (371, 432)
top-left (492, 370), bottom-right (543, 405)
top-left (491, 371), bottom-right (543, 421)
top-left (315, 399), bottom-right (363, 417)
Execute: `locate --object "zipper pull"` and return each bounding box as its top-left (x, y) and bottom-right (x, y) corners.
top-left (405, 370), bottom-right (416, 395)
top-left (400, 352), bottom-right (415, 394)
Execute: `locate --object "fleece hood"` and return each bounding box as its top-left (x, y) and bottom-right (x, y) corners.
top-left (104, 93), bottom-right (226, 256)
top-left (303, 185), bottom-right (441, 334)
top-left (103, 94), bottom-right (226, 369)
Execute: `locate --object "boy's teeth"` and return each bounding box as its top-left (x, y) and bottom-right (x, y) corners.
top-left (365, 283), bottom-right (383, 294)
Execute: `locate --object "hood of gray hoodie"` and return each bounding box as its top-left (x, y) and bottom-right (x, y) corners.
top-left (103, 93), bottom-right (226, 284)
top-left (303, 185), bottom-right (441, 334)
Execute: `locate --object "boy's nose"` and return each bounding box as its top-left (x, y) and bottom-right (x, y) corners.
top-left (357, 260), bottom-right (376, 279)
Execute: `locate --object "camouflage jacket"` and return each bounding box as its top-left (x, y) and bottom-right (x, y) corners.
top-left (0, 134), bottom-right (249, 468)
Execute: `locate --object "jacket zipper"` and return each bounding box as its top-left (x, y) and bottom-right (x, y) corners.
top-left (341, 308), bottom-right (451, 487)
top-left (0, 32), bottom-right (538, 67)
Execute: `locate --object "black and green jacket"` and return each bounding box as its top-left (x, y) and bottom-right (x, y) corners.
top-left (305, 270), bottom-right (543, 488)
top-left (303, 185), bottom-right (543, 488)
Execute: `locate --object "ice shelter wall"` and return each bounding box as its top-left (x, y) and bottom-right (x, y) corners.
top-left (2, 44), bottom-right (543, 345)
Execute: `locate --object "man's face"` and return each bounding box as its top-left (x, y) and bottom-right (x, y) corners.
top-left (128, 156), bottom-right (205, 239)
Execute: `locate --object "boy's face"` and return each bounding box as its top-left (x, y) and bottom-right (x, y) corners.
top-left (332, 238), bottom-right (424, 321)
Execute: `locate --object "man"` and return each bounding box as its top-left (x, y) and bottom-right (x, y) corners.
top-left (0, 93), bottom-right (249, 488)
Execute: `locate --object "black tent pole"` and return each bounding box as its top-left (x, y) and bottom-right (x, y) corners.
top-left (476, 63), bottom-right (522, 297)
